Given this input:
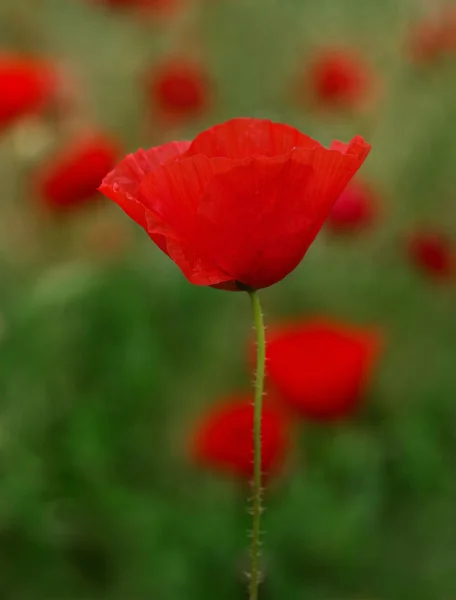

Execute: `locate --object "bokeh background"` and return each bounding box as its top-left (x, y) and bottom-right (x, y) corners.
top-left (1, 0), bottom-right (456, 598)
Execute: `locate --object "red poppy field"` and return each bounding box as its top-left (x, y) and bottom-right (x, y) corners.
top-left (1, 0), bottom-right (456, 598)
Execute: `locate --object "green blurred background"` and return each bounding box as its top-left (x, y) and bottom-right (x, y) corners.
top-left (1, 0), bottom-right (456, 598)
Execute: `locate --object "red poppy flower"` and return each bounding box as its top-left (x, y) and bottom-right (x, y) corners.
top-left (409, 8), bottom-right (456, 64)
top-left (94, 0), bottom-right (179, 10)
top-left (326, 180), bottom-right (378, 233)
top-left (409, 20), bottom-right (444, 64)
top-left (264, 319), bottom-right (382, 421)
top-left (407, 230), bottom-right (455, 280)
top-left (305, 49), bottom-right (373, 109)
top-left (147, 58), bottom-right (210, 121)
top-left (0, 53), bottom-right (58, 132)
top-left (191, 395), bottom-right (289, 480)
top-left (36, 133), bottom-right (120, 211)
top-left (143, 0), bottom-right (180, 12)
top-left (99, 118), bottom-right (370, 290)
top-left (443, 9), bottom-right (456, 53)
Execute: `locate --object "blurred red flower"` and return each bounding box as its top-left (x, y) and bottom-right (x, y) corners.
top-left (409, 20), bottom-right (444, 64)
top-left (442, 9), bottom-right (456, 53)
top-left (191, 395), bottom-right (289, 480)
top-left (264, 319), bottom-right (382, 421)
top-left (94, 0), bottom-right (179, 10)
top-left (99, 118), bottom-right (370, 290)
top-left (305, 49), bottom-right (373, 110)
top-left (409, 8), bottom-right (456, 63)
top-left (326, 180), bottom-right (378, 233)
top-left (36, 133), bottom-right (120, 211)
top-left (407, 231), bottom-right (455, 280)
top-left (147, 58), bottom-right (210, 122)
top-left (0, 53), bottom-right (58, 132)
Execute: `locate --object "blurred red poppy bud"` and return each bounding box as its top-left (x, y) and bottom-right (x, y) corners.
top-left (326, 180), bottom-right (378, 233)
top-left (264, 319), bottom-right (383, 421)
top-left (409, 8), bottom-right (456, 64)
top-left (407, 230), bottom-right (455, 280)
top-left (191, 395), bottom-right (289, 481)
top-left (35, 132), bottom-right (120, 211)
top-left (0, 53), bottom-right (59, 132)
top-left (409, 21), bottom-right (443, 64)
top-left (146, 58), bottom-right (210, 121)
top-left (305, 48), bottom-right (374, 110)
top-left (94, 0), bottom-right (179, 9)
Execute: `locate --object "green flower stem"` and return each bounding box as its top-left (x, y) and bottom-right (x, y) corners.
top-left (247, 289), bottom-right (266, 600)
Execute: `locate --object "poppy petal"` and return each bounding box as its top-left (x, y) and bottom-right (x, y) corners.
top-left (184, 118), bottom-right (321, 160)
top-left (138, 154), bottom-right (234, 285)
top-left (99, 141), bottom-right (190, 229)
top-left (329, 135), bottom-right (369, 156)
top-left (195, 139), bottom-right (370, 289)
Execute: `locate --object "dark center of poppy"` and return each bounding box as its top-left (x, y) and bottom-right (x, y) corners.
top-left (235, 281), bottom-right (253, 292)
